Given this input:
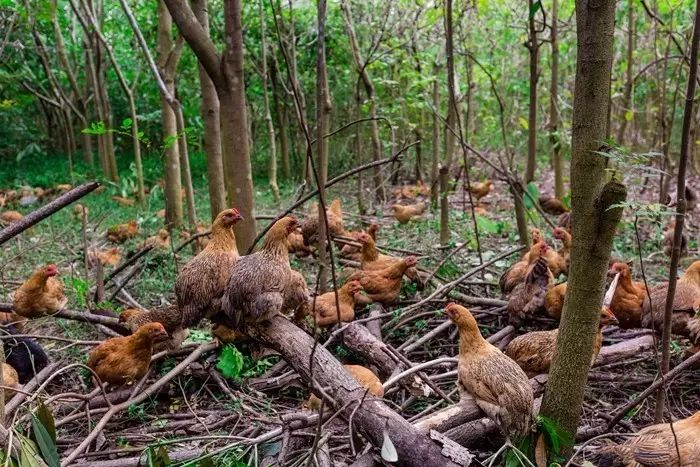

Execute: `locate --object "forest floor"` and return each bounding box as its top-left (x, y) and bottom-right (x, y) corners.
top-left (1, 153), bottom-right (699, 466)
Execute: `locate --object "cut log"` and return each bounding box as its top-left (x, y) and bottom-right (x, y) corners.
top-left (247, 315), bottom-right (464, 467)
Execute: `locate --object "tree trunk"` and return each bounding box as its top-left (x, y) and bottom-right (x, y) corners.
top-left (616, 0), bottom-right (634, 145)
top-left (539, 0), bottom-right (626, 454)
top-left (316, 0), bottom-right (331, 293)
top-left (259, 0), bottom-right (280, 203)
top-left (192, 0), bottom-right (226, 219)
top-left (431, 76), bottom-right (440, 207)
top-left (549, 0), bottom-right (564, 200)
top-left (175, 106), bottom-right (198, 230)
top-left (354, 82), bottom-right (366, 214)
top-left (157, 0), bottom-right (183, 228)
top-left (287, 0), bottom-right (311, 188)
top-left (525, 0), bottom-right (539, 184)
top-left (271, 60), bottom-right (291, 181)
top-left (654, 0), bottom-right (700, 422)
top-left (439, 166), bottom-right (449, 246)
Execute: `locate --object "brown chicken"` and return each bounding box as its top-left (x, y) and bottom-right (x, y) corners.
top-left (13, 264), bottom-right (68, 318)
top-left (469, 180), bottom-right (493, 204)
top-left (557, 212), bottom-right (571, 233)
top-left (392, 180), bottom-right (431, 200)
top-left (608, 262), bottom-right (645, 328)
top-left (87, 322), bottom-right (169, 386)
top-left (500, 241), bottom-right (553, 295)
top-left (538, 195), bottom-right (568, 215)
top-left (107, 221), bottom-right (139, 243)
top-left (686, 186), bottom-right (697, 211)
top-left (599, 411), bottom-right (700, 467)
top-left (2, 363), bottom-right (19, 400)
top-left (312, 281), bottom-right (364, 327)
top-left (508, 248), bottom-right (554, 326)
top-left (288, 228), bottom-right (313, 257)
top-left (446, 303), bottom-right (534, 440)
top-left (357, 232), bottom-right (401, 271)
top-left (523, 229), bottom-right (566, 277)
top-left (72, 203), bottom-right (89, 220)
top-left (300, 199), bottom-right (345, 246)
top-left (391, 202), bottom-right (426, 224)
top-left (306, 364), bottom-right (384, 411)
top-left (145, 229), bottom-right (171, 250)
top-left (222, 216), bottom-right (305, 326)
top-left (176, 208), bottom-right (243, 328)
top-left (0, 210), bottom-right (23, 225)
top-left (553, 227), bottom-right (572, 275)
top-left (347, 256), bottom-right (418, 304)
top-left (641, 260), bottom-right (700, 337)
top-left (111, 195), bottom-right (135, 206)
top-left (54, 183), bottom-right (73, 194)
top-left (544, 282), bottom-right (567, 320)
top-left (89, 247), bottom-right (122, 267)
top-left (0, 311), bottom-right (27, 332)
top-left (662, 219), bottom-right (687, 258)
top-left (119, 306), bottom-right (188, 352)
top-left (506, 307), bottom-right (618, 376)
top-left (284, 270), bottom-right (311, 319)
top-left (339, 223), bottom-right (379, 261)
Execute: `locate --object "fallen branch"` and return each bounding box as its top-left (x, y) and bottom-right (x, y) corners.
top-left (104, 245), bottom-right (154, 285)
top-left (247, 315), bottom-right (465, 467)
top-left (0, 182), bottom-right (100, 245)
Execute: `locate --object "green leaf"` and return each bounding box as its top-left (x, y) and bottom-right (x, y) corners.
top-left (518, 116), bottom-right (529, 130)
top-left (216, 345), bottom-right (244, 380)
top-left (150, 446), bottom-right (170, 467)
top-left (36, 400), bottom-right (56, 443)
top-left (81, 121), bottom-right (106, 135)
top-left (523, 181), bottom-right (540, 210)
top-left (17, 434), bottom-right (42, 467)
top-left (198, 457), bottom-right (215, 467)
top-left (624, 110), bottom-right (634, 122)
top-left (537, 415), bottom-right (573, 455)
top-left (31, 415), bottom-right (59, 467)
top-left (121, 118), bottom-right (133, 130)
top-left (528, 0), bottom-right (542, 20)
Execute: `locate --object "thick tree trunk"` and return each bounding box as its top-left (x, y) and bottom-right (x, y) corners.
top-left (549, 0), bottom-right (564, 199)
top-left (157, 0), bottom-right (183, 228)
top-left (525, 0), bottom-right (539, 184)
top-left (540, 0), bottom-right (626, 454)
top-left (316, 0), bottom-right (331, 292)
top-left (616, 0), bottom-right (634, 145)
top-left (192, 0), bottom-right (226, 219)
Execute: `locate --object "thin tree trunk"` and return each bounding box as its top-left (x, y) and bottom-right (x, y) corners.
top-left (271, 59), bottom-right (291, 181)
top-left (316, 0), bottom-right (331, 293)
top-left (616, 0), bottom-right (634, 145)
top-left (192, 0), bottom-right (226, 219)
top-left (354, 82), bottom-right (366, 214)
top-left (157, 0), bottom-right (183, 228)
top-left (549, 0), bottom-right (564, 199)
top-left (260, 0), bottom-right (280, 203)
top-left (654, 0), bottom-right (700, 422)
top-left (287, 0), bottom-right (310, 188)
top-left (175, 106), bottom-right (198, 230)
top-left (525, 0), bottom-right (539, 183)
top-left (431, 76), bottom-right (440, 207)
top-left (540, 0), bottom-right (626, 454)
top-left (439, 166), bottom-right (449, 246)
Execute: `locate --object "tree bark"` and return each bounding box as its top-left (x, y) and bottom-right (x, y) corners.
top-left (549, 0), bottom-right (564, 199)
top-left (654, 0), bottom-right (700, 422)
top-left (157, 0), bottom-right (183, 228)
top-left (431, 76), bottom-right (440, 207)
top-left (316, 0), bottom-right (331, 292)
top-left (175, 106), bottom-right (198, 230)
top-left (439, 166), bottom-right (449, 246)
top-left (616, 0), bottom-right (635, 145)
top-left (525, 0), bottom-right (540, 183)
top-left (270, 60), bottom-right (291, 181)
top-left (259, 0), bottom-right (280, 203)
top-left (192, 0), bottom-right (226, 219)
top-left (540, 0), bottom-right (626, 454)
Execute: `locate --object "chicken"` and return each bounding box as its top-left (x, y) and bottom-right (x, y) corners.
top-left (544, 282), bottom-right (567, 320)
top-left (107, 221), bottom-right (139, 243)
top-left (33, 187), bottom-right (45, 200)
top-left (523, 228), bottom-right (566, 277)
top-left (346, 256), bottom-right (418, 304)
top-left (12, 264), bottom-right (68, 318)
top-left (553, 227), bottom-right (572, 275)
top-left (89, 247), bottom-right (122, 267)
top-left (598, 411), bottom-right (700, 467)
top-left (608, 262), bottom-right (646, 328)
top-left (391, 202), bottom-right (426, 224)
top-left (72, 203), bottom-right (89, 220)
top-left (357, 231), bottom-right (401, 271)
top-left (662, 219), bottom-right (687, 258)
top-left (339, 223), bottom-right (379, 261)
top-left (508, 248), bottom-right (554, 326)
top-left (284, 270), bottom-right (310, 318)
top-left (641, 260), bottom-right (700, 337)
top-left (222, 216), bottom-right (302, 326)
top-left (87, 322), bottom-right (169, 386)
top-left (3, 324), bottom-right (49, 383)
top-left (145, 229), bottom-right (171, 250)
top-left (392, 181), bottom-right (431, 200)
top-left (0, 210), bottom-right (23, 225)
top-left (54, 183), bottom-right (73, 194)
top-left (156, 209), bottom-right (166, 219)
top-left (686, 186), bottom-right (697, 211)
top-left (111, 195), bottom-right (135, 206)
top-left (300, 199), bottom-right (345, 246)
top-left (210, 323), bottom-right (248, 344)
top-left (118, 306), bottom-right (188, 352)
top-left (500, 241), bottom-right (553, 296)
top-left (288, 228), bottom-right (313, 257)
top-left (2, 363), bottom-right (19, 400)
top-left (468, 179), bottom-right (493, 204)
top-left (505, 307), bottom-right (618, 376)
top-left (312, 281), bottom-right (364, 327)
top-left (557, 212), bottom-right (571, 233)
top-left (306, 364), bottom-right (383, 411)
top-left (538, 195), bottom-right (568, 215)
top-left (446, 303), bottom-right (534, 440)
top-left (175, 208), bottom-right (243, 328)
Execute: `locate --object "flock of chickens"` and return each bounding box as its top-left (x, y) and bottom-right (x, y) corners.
top-left (2, 178), bottom-right (700, 465)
